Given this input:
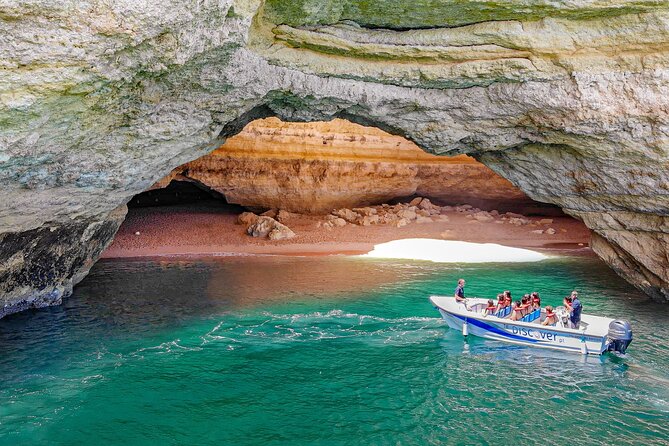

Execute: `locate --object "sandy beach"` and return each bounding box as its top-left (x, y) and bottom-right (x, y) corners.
top-left (101, 201), bottom-right (592, 259)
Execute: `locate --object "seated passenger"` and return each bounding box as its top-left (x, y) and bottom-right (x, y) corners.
top-left (484, 299), bottom-right (497, 316)
top-left (542, 306), bottom-right (557, 326)
top-left (495, 293), bottom-right (505, 312)
top-left (510, 301), bottom-right (523, 321)
top-left (531, 292), bottom-right (541, 310)
top-left (521, 294), bottom-right (531, 316)
top-left (503, 290), bottom-right (512, 304)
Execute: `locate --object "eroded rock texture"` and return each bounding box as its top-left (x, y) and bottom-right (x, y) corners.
top-left (155, 117), bottom-right (532, 213)
top-left (2, 0), bottom-right (669, 314)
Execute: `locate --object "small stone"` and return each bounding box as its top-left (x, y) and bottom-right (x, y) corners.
top-left (333, 217), bottom-right (347, 227)
top-left (396, 209), bottom-right (417, 220)
top-left (509, 217), bottom-right (530, 226)
top-left (333, 208), bottom-right (360, 223)
top-left (490, 210), bottom-right (499, 216)
top-left (135, 231), bottom-right (140, 236)
top-left (260, 209), bottom-right (277, 219)
top-left (418, 198), bottom-right (436, 210)
top-left (395, 218), bottom-right (409, 228)
top-left (353, 207), bottom-right (377, 216)
top-left (276, 209), bottom-right (294, 223)
top-left (531, 229), bottom-right (544, 234)
top-left (416, 209), bottom-right (431, 217)
top-left (545, 228), bottom-right (557, 235)
top-left (362, 215), bottom-right (380, 225)
top-left (539, 218), bottom-right (554, 225)
top-left (474, 212), bottom-right (494, 223)
top-left (409, 197), bottom-right (423, 206)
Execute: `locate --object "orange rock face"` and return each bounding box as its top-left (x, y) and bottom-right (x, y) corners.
top-left (157, 118), bottom-right (534, 214)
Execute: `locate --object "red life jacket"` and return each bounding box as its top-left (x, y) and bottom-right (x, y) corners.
top-left (486, 306), bottom-right (497, 312)
top-left (513, 306), bottom-right (523, 312)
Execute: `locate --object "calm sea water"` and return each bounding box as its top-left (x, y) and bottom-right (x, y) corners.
top-left (1, 254), bottom-right (668, 445)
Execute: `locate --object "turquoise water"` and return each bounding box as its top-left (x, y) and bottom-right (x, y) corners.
top-left (1, 255), bottom-right (668, 445)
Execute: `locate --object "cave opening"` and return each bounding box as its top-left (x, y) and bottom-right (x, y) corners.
top-left (102, 117), bottom-right (589, 259)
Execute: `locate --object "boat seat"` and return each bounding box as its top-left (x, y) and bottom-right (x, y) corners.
top-left (530, 309), bottom-right (541, 322)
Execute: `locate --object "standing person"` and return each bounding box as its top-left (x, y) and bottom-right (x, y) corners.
top-left (570, 291), bottom-right (583, 328)
top-left (454, 279), bottom-right (466, 303)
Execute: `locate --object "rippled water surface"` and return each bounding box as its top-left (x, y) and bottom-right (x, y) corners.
top-left (1, 255), bottom-right (668, 445)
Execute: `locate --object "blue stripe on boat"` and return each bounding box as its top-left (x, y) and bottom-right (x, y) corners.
top-left (450, 313), bottom-right (540, 343)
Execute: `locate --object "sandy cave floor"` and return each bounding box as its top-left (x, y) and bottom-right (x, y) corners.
top-left (101, 201), bottom-right (593, 259)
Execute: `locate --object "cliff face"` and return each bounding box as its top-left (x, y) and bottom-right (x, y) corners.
top-left (2, 0), bottom-right (669, 314)
top-left (157, 117), bottom-right (532, 213)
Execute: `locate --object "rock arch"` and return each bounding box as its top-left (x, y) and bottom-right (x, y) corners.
top-left (2, 1), bottom-right (669, 316)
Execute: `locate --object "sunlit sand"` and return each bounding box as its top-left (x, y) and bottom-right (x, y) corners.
top-left (360, 239), bottom-right (548, 263)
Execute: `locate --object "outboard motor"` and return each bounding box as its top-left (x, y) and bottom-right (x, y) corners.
top-left (607, 320), bottom-right (633, 354)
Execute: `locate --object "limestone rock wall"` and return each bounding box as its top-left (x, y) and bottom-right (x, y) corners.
top-left (2, 0), bottom-right (669, 315)
top-left (158, 117), bottom-right (532, 213)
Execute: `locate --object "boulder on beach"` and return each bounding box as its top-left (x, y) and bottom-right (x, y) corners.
top-left (268, 224), bottom-right (296, 240)
top-left (238, 212), bottom-right (259, 226)
top-left (247, 216), bottom-right (296, 240)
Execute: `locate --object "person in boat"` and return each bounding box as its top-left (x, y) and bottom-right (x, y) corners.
top-left (484, 299), bottom-right (497, 316)
top-left (531, 292), bottom-right (541, 310)
top-left (503, 290), bottom-right (512, 308)
top-left (510, 301), bottom-right (523, 321)
top-left (521, 294), bottom-right (531, 316)
top-left (542, 305), bottom-right (557, 326)
top-left (562, 295), bottom-right (573, 326)
top-left (454, 279), bottom-right (466, 303)
top-left (495, 293), bottom-right (505, 312)
top-left (569, 290), bottom-right (583, 329)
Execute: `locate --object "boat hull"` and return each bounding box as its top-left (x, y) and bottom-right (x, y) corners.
top-left (431, 296), bottom-right (610, 355)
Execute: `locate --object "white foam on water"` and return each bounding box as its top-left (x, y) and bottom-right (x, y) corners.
top-left (360, 238), bottom-right (548, 263)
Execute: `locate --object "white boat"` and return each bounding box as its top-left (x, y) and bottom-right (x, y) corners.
top-left (430, 296), bottom-right (632, 355)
